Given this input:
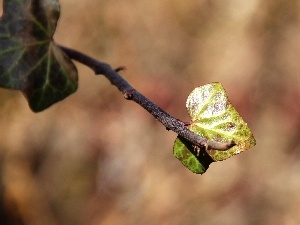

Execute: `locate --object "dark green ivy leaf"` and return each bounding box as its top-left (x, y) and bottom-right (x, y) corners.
top-left (0, 0), bottom-right (78, 112)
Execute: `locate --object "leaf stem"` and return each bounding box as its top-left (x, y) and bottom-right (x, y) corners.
top-left (59, 45), bottom-right (235, 151)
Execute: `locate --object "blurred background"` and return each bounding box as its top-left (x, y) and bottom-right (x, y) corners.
top-left (1, 0), bottom-right (300, 224)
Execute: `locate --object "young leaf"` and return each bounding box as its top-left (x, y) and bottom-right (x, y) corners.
top-left (0, 0), bottom-right (78, 112)
top-left (173, 82), bottom-right (256, 174)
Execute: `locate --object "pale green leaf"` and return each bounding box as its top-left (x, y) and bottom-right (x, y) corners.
top-left (173, 82), bottom-right (256, 174)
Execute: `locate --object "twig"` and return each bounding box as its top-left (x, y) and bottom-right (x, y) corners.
top-left (59, 45), bottom-right (236, 151)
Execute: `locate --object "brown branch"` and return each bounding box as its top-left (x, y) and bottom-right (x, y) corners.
top-left (59, 45), bottom-right (236, 151)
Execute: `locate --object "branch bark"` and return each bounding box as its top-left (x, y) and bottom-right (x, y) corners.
top-left (59, 45), bottom-right (235, 151)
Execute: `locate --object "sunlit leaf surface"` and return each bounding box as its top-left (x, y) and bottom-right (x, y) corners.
top-left (0, 0), bottom-right (78, 112)
top-left (173, 82), bottom-right (256, 174)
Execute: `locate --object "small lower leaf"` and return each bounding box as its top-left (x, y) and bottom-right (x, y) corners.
top-left (174, 136), bottom-right (214, 174)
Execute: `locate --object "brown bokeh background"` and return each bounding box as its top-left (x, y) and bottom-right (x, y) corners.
top-left (1, 0), bottom-right (300, 224)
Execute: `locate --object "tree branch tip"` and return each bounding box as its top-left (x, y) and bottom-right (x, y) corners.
top-left (205, 139), bottom-right (236, 151)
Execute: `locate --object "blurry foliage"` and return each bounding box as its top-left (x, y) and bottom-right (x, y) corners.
top-left (0, 0), bottom-right (78, 112)
top-left (0, 0), bottom-right (77, 112)
top-left (1, 0), bottom-right (300, 225)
